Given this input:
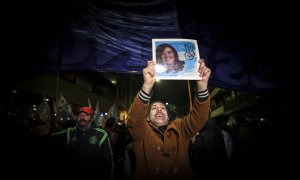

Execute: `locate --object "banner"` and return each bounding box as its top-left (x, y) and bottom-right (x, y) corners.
top-left (39, 0), bottom-right (281, 92)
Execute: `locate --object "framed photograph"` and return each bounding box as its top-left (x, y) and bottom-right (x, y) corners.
top-left (152, 38), bottom-right (201, 80)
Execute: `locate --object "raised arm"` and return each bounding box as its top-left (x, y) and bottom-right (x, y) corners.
top-left (141, 60), bottom-right (156, 94)
top-left (177, 59), bottom-right (211, 138)
top-left (127, 60), bottom-right (156, 141)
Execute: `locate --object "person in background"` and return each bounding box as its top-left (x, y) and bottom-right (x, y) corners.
top-left (105, 117), bottom-right (131, 180)
top-left (49, 106), bottom-right (113, 179)
top-left (123, 142), bottom-right (136, 180)
top-left (189, 117), bottom-right (229, 179)
top-left (127, 59), bottom-right (211, 180)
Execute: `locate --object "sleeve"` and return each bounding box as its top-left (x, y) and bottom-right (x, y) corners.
top-left (138, 89), bottom-right (152, 104)
top-left (175, 95), bottom-right (211, 140)
top-left (195, 88), bottom-right (209, 102)
top-left (127, 90), bottom-right (151, 142)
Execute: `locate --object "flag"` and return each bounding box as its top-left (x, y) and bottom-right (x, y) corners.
top-left (93, 100), bottom-right (102, 127)
top-left (108, 103), bottom-right (117, 119)
top-left (53, 92), bottom-right (75, 121)
top-left (88, 98), bottom-right (92, 108)
top-left (36, 96), bottom-right (51, 123)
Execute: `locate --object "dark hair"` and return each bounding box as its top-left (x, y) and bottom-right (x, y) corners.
top-left (105, 117), bottom-right (116, 129)
top-left (156, 43), bottom-right (185, 72)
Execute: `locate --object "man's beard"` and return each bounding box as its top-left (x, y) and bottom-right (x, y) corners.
top-left (77, 120), bottom-right (92, 131)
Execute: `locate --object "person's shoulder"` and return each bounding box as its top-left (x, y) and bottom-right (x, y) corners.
top-left (49, 128), bottom-right (75, 144)
top-left (93, 127), bottom-right (109, 136)
top-left (50, 127), bottom-right (75, 136)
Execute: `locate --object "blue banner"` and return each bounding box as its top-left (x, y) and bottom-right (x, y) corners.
top-left (43, 0), bottom-right (281, 92)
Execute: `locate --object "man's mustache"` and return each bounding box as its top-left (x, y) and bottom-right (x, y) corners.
top-left (79, 119), bottom-right (87, 123)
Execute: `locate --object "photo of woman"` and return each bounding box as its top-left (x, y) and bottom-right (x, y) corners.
top-left (156, 43), bottom-right (185, 73)
top-left (152, 39), bottom-right (201, 80)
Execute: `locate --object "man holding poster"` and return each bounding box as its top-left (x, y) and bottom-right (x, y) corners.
top-left (127, 55), bottom-right (211, 179)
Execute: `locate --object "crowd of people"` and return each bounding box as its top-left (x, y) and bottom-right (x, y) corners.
top-left (5, 58), bottom-right (241, 180)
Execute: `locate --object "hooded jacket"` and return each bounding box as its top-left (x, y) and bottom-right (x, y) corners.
top-left (127, 93), bottom-right (210, 180)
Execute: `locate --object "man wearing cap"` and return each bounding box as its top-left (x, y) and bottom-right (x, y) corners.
top-left (127, 59), bottom-right (211, 180)
top-left (49, 106), bottom-right (113, 178)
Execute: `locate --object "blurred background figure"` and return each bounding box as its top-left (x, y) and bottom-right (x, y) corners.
top-left (189, 118), bottom-right (230, 179)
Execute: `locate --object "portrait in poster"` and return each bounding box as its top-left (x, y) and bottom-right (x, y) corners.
top-left (152, 39), bottom-right (201, 80)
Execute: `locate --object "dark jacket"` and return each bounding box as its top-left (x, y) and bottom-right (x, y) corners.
top-left (189, 118), bottom-right (229, 179)
top-left (49, 127), bottom-right (113, 179)
top-left (127, 95), bottom-right (210, 180)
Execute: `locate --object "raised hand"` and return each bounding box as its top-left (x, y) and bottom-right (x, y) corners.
top-left (142, 60), bottom-right (156, 94)
top-left (196, 59), bottom-right (211, 91)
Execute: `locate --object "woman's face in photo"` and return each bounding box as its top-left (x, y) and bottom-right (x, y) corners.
top-left (161, 47), bottom-right (175, 65)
